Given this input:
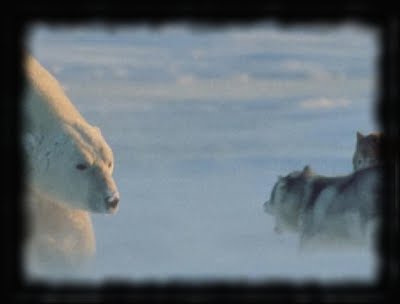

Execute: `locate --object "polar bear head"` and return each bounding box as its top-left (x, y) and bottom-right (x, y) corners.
top-left (27, 123), bottom-right (120, 214)
top-left (23, 55), bottom-right (120, 214)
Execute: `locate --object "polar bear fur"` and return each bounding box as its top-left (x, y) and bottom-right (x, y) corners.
top-left (22, 55), bottom-right (120, 278)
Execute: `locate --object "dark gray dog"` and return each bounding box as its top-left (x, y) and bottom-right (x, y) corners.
top-left (264, 165), bottom-right (381, 249)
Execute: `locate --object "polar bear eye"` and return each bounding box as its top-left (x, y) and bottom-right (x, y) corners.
top-left (76, 163), bottom-right (88, 170)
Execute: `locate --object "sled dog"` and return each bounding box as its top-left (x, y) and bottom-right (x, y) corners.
top-left (353, 131), bottom-right (382, 171)
top-left (264, 165), bottom-right (382, 248)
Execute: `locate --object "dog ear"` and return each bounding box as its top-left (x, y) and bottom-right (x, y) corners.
top-left (302, 165), bottom-right (313, 177)
top-left (356, 131), bottom-right (364, 141)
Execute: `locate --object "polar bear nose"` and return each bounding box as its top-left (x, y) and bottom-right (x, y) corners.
top-left (106, 194), bottom-right (119, 211)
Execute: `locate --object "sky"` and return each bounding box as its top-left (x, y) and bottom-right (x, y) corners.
top-left (25, 22), bottom-right (380, 282)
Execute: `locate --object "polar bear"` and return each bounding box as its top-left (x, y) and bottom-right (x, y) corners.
top-left (22, 55), bottom-right (120, 279)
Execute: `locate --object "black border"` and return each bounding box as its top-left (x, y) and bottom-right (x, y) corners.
top-left (3, 3), bottom-right (399, 303)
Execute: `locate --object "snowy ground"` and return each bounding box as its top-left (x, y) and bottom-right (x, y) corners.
top-left (26, 22), bottom-right (380, 284)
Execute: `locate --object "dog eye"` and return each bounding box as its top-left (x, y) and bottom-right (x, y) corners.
top-left (108, 161), bottom-right (112, 168)
top-left (76, 163), bottom-right (88, 170)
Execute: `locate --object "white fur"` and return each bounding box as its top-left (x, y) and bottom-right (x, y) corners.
top-left (22, 56), bottom-right (119, 278)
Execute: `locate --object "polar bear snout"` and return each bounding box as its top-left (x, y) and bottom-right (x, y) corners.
top-left (105, 192), bottom-right (120, 213)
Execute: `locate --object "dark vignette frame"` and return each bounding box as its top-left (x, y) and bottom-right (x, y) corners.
top-left (2, 3), bottom-right (399, 304)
